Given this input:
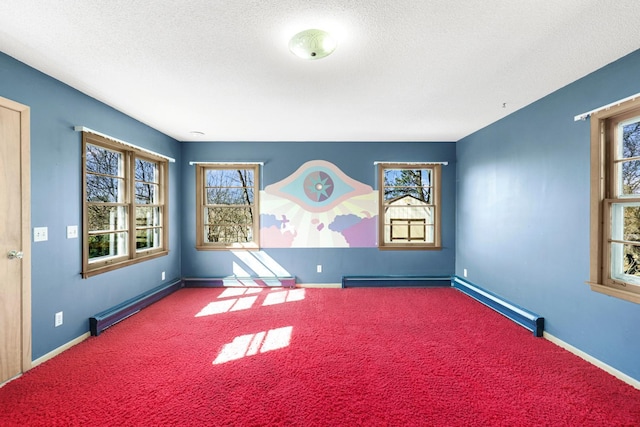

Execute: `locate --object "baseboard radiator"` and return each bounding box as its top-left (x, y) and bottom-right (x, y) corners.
top-left (183, 277), bottom-right (296, 288)
top-left (89, 279), bottom-right (183, 336)
top-left (342, 275), bottom-right (451, 288)
top-left (452, 276), bottom-right (544, 337)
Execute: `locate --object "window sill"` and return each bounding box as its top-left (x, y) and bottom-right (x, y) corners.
top-left (588, 281), bottom-right (640, 304)
top-left (378, 245), bottom-right (442, 251)
top-left (195, 243), bottom-right (259, 251)
top-left (82, 250), bottom-right (168, 278)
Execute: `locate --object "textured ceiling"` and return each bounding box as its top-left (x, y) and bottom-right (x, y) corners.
top-left (0, 1), bottom-right (639, 142)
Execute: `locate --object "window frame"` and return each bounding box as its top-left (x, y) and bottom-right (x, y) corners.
top-left (377, 163), bottom-right (442, 250)
top-left (589, 98), bottom-right (640, 303)
top-left (82, 132), bottom-right (168, 278)
top-left (195, 163), bottom-right (260, 250)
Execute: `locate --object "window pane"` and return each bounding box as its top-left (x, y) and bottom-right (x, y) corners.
top-left (88, 232), bottom-right (128, 261)
top-left (620, 160), bottom-right (640, 196)
top-left (384, 168), bottom-right (432, 187)
top-left (383, 168), bottom-right (432, 205)
top-left (205, 169), bottom-right (254, 187)
top-left (204, 206), bottom-right (253, 225)
top-left (385, 222), bottom-right (434, 244)
top-left (623, 205), bottom-right (640, 242)
top-left (86, 144), bottom-right (123, 176)
top-left (385, 205), bottom-right (434, 244)
top-left (199, 165), bottom-right (258, 247)
top-left (383, 188), bottom-right (431, 203)
top-left (611, 242), bottom-right (640, 284)
top-left (611, 203), bottom-right (640, 242)
top-left (86, 175), bottom-right (124, 202)
top-left (135, 158), bottom-right (158, 182)
top-left (206, 187), bottom-right (254, 205)
top-left (204, 224), bottom-right (253, 243)
top-left (136, 206), bottom-right (160, 227)
top-left (135, 182), bottom-right (158, 204)
top-left (385, 206), bottom-right (434, 223)
top-left (621, 118), bottom-right (640, 159)
top-left (136, 228), bottom-right (161, 250)
top-left (87, 205), bottom-right (128, 231)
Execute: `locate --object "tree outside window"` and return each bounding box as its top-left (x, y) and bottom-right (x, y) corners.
top-left (82, 132), bottom-right (168, 278)
top-left (196, 164), bottom-right (259, 249)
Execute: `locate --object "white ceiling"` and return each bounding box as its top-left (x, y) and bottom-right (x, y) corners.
top-left (0, 1), bottom-right (639, 142)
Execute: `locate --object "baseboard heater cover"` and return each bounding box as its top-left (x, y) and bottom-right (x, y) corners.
top-left (452, 276), bottom-right (544, 337)
top-left (89, 279), bottom-right (183, 336)
top-left (183, 277), bottom-right (296, 288)
top-left (341, 275), bottom-right (451, 288)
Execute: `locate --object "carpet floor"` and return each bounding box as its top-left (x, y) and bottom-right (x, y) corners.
top-left (0, 287), bottom-right (639, 426)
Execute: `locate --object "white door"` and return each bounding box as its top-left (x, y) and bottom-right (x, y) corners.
top-left (0, 96), bottom-right (31, 384)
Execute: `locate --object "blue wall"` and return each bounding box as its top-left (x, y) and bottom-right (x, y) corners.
top-left (0, 52), bottom-right (182, 360)
top-left (180, 141), bottom-right (456, 283)
top-left (456, 49), bottom-right (640, 381)
top-left (3, 43), bottom-right (640, 384)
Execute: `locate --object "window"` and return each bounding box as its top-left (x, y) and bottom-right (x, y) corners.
top-left (196, 164), bottom-right (259, 250)
top-left (589, 97), bottom-right (640, 303)
top-left (82, 132), bottom-right (168, 278)
top-left (378, 163), bottom-right (441, 249)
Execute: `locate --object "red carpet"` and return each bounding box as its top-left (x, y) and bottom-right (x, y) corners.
top-left (0, 287), bottom-right (639, 426)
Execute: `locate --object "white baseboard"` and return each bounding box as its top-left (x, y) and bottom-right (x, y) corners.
top-left (31, 332), bottom-right (91, 369)
top-left (544, 332), bottom-right (640, 390)
top-left (296, 283), bottom-right (342, 288)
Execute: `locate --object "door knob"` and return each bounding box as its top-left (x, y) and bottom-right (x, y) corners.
top-left (7, 250), bottom-right (23, 260)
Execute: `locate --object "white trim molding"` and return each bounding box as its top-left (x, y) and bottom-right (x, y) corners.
top-left (574, 92), bottom-right (640, 121)
top-left (31, 332), bottom-right (91, 369)
top-left (544, 332), bottom-right (640, 390)
top-left (75, 126), bottom-right (176, 162)
top-left (373, 161), bottom-right (448, 166)
top-left (189, 161), bottom-right (264, 166)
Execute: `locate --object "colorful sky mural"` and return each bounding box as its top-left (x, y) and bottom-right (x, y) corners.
top-left (261, 160), bottom-right (378, 248)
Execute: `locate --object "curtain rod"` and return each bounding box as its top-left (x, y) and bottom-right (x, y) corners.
top-left (74, 126), bottom-right (176, 162)
top-left (189, 161), bottom-right (264, 166)
top-left (373, 161), bottom-right (448, 166)
top-left (574, 92), bottom-right (640, 121)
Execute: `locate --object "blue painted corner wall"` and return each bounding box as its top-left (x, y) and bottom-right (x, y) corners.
top-left (0, 52), bottom-right (182, 360)
top-left (456, 49), bottom-right (640, 381)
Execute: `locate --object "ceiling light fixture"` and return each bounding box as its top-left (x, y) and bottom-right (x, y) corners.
top-left (288, 29), bottom-right (337, 60)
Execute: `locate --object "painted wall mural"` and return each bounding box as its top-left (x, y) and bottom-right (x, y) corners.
top-left (260, 160), bottom-right (378, 248)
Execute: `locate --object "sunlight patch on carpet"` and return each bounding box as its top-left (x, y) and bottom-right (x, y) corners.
top-left (263, 289), bottom-right (306, 306)
top-left (195, 296), bottom-right (259, 316)
top-left (195, 288), bottom-right (306, 317)
top-left (218, 287), bottom-right (263, 298)
top-left (213, 326), bottom-right (293, 365)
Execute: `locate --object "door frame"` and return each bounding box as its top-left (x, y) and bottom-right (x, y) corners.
top-left (1, 96), bottom-right (32, 375)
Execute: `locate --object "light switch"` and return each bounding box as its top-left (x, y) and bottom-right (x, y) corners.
top-left (34, 227), bottom-right (48, 242)
top-left (67, 225), bottom-right (78, 239)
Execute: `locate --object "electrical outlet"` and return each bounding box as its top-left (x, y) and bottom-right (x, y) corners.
top-left (463, 268), bottom-right (468, 278)
top-left (161, 271), bottom-right (165, 281)
top-left (55, 311), bottom-right (63, 327)
top-left (317, 265), bottom-right (322, 273)
top-left (66, 225), bottom-right (78, 239)
top-left (34, 226), bottom-right (48, 242)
